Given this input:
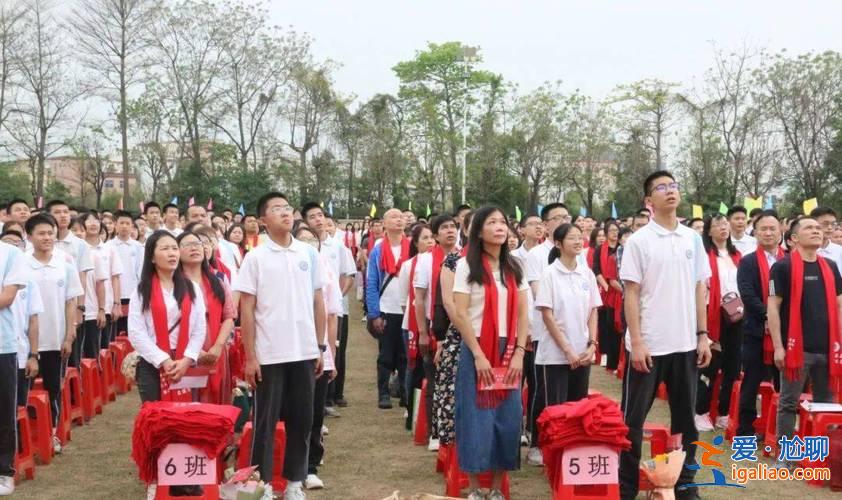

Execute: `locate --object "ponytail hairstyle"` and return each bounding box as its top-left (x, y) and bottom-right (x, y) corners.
top-left (176, 231), bottom-right (225, 304)
top-left (138, 231), bottom-right (196, 311)
top-left (548, 223), bottom-right (582, 264)
top-left (465, 206), bottom-right (523, 286)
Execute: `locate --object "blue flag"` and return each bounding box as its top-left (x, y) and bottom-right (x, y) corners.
top-left (536, 204), bottom-right (544, 217)
top-left (764, 196), bottom-right (773, 210)
top-left (238, 203), bottom-right (245, 216)
top-left (328, 200), bottom-right (334, 216)
top-left (611, 202), bottom-right (618, 219)
top-left (579, 206), bottom-right (587, 217)
top-left (170, 196), bottom-right (178, 205)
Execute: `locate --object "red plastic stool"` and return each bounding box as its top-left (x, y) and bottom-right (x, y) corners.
top-left (26, 389), bottom-right (53, 464)
top-left (114, 335), bottom-right (133, 353)
top-left (756, 382), bottom-right (775, 434)
top-left (155, 485), bottom-right (220, 499)
top-left (436, 443), bottom-right (449, 474)
top-left (708, 372), bottom-right (724, 422)
top-left (726, 380), bottom-right (776, 441)
top-left (642, 423), bottom-right (670, 458)
top-left (98, 349), bottom-right (117, 402)
top-left (237, 421), bottom-right (287, 493)
top-left (656, 382), bottom-right (667, 401)
top-left (64, 367), bottom-right (85, 426)
top-left (109, 341), bottom-right (131, 394)
top-left (14, 407), bottom-right (35, 482)
top-left (763, 392), bottom-right (812, 456)
top-left (724, 380), bottom-right (743, 440)
top-left (79, 359), bottom-right (104, 420)
top-left (56, 380), bottom-right (72, 445)
top-left (444, 445), bottom-right (510, 499)
top-left (414, 379), bottom-right (428, 446)
top-left (798, 412), bottom-right (842, 487)
top-left (551, 448), bottom-right (619, 500)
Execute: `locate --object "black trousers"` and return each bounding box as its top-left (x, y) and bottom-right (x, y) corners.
top-left (136, 358), bottom-right (162, 403)
top-left (70, 324), bottom-right (84, 369)
top-left (598, 307), bottom-right (622, 370)
top-left (529, 341), bottom-right (547, 447)
top-left (523, 348), bottom-right (535, 436)
top-left (737, 335), bottom-right (779, 436)
top-left (0, 353), bottom-right (16, 477)
top-left (376, 314), bottom-right (406, 400)
top-left (620, 349), bottom-right (699, 500)
top-left (100, 315), bottom-right (114, 349)
top-left (328, 314), bottom-right (350, 403)
top-left (116, 298), bottom-right (130, 336)
top-left (17, 368), bottom-right (30, 408)
top-left (251, 360), bottom-right (315, 483)
top-left (404, 353), bottom-right (435, 432)
top-left (40, 351), bottom-right (64, 428)
top-left (543, 364), bottom-right (590, 406)
top-left (696, 320), bottom-right (742, 416)
top-left (82, 320), bottom-right (101, 361)
top-left (308, 372), bottom-right (330, 474)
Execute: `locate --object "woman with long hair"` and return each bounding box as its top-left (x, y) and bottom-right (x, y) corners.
top-left (592, 221), bottom-right (623, 372)
top-left (587, 227), bottom-right (605, 269)
top-left (695, 214), bottom-right (743, 432)
top-left (225, 223), bottom-right (247, 258)
top-left (450, 206), bottom-right (529, 500)
top-left (177, 231), bottom-right (235, 405)
top-left (127, 231), bottom-right (207, 403)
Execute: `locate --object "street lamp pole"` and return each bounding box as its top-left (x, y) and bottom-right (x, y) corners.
top-left (460, 45), bottom-right (477, 206)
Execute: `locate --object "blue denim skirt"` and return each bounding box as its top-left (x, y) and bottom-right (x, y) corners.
top-left (455, 343), bottom-right (522, 473)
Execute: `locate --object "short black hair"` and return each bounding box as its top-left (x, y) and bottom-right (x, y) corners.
top-left (256, 192), bottom-right (288, 217)
top-left (636, 208), bottom-right (650, 217)
top-left (687, 217), bottom-right (704, 227)
top-left (300, 201), bottom-right (324, 220)
top-left (749, 208), bottom-right (763, 218)
top-left (540, 202), bottom-right (568, 221)
top-left (727, 205), bottom-right (748, 218)
top-left (6, 198), bottom-right (29, 211)
top-left (114, 210), bottom-right (133, 221)
top-left (643, 170), bottom-right (675, 196)
top-left (633, 212), bottom-right (650, 221)
top-left (454, 204), bottom-right (471, 215)
top-left (518, 212), bottom-right (541, 227)
top-left (25, 213), bottom-right (57, 234)
top-left (1, 229), bottom-right (23, 240)
top-left (45, 199), bottom-right (68, 212)
top-left (431, 214), bottom-right (456, 234)
top-left (754, 209), bottom-right (779, 226)
top-left (144, 201), bottom-right (161, 214)
top-left (790, 216), bottom-right (816, 233)
top-left (162, 203), bottom-right (179, 213)
top-left (810, 206), bottom-right (837, 219)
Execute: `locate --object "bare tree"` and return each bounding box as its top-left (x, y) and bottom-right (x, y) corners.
top-left (613, 79), bottom-right (680, 170)
top-left (72, 0), bottom-right (155, 208)
top-left (0, 1), bottom-right (25, 141)
top-left (74, 125), bottom-right (111, 209)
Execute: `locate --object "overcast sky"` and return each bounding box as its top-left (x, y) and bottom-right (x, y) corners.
top-left (265, 0), bottom-right (842, 103)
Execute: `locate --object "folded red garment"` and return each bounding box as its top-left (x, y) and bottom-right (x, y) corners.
top-left (131, 402), bottom-right (239, 484)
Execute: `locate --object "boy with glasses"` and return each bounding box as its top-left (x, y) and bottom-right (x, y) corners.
top-left (810, 207), bottom-right (842, 270)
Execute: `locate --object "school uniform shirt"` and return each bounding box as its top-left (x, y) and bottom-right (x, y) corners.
top-left (511, 245), bottom-right (536, 332)
top-left (14, 280), bottom-right (44, 369)
top-left (127, 282), bottom-right (207, 368)
top-left (534, 260), bottom-right (602, 365)
top-left (55, 232), bottom-right (95, 274)
top-left (217, 240), bottom-right (243, 284)
top-left (108, 237), bottom-right (144, 299)
top-left (511, 244), bottom-right (531, 265)
top-left (818, 241), bottom-right (842, 272)
top-left (163, 226), bottom-right (183, 238)
top-left (319, 237), bottom-right (356, 316)
top-left (732, 233), bottom-right (757, 256)
top-left (82, 248), bottom-right (110, 321)
top-left (452, 258), bottom-right (529, 337)
top-left (619, 220), bottom-right (712, 356)
top-left (0, 243), bottom-right (30, 356)
top-left (320, 255), bottom-right (343, 372)
top-left (26, 249), bottom-right (84, 352)
top-left (232, 236), bottom-right (325, 365)
top-left (399, 256), bottom-right (421, 331)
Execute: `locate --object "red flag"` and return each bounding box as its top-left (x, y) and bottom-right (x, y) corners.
top-left (188, 196), bottom-right (195, 207)
top-left (207, 198), bottom-right (213, 210)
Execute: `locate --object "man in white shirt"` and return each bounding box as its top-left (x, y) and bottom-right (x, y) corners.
top-left (109, 211), bottom-right (144, 338)
top-left (811, 206), bottom-right (842, 270)
top-left (728, 205), bottom-right (757, 256)
top-left (365, 208), bottom-right (408, 410)
top-left (142, 201), bottom-right (163, 237)
top-left (162, 203), bottom-right (183, 237)
top-left (511, 213), bottom-right (542, 264)
top-left (619, 171), bottom-right (712, 500)
top-left (233, 192), bottom-right (326, 500)
top-left (186, 204), bottom-right (210, 226)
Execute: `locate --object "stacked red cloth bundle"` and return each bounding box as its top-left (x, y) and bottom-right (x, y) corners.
top-left (537, 394), bottom-right (631, 487)
top-left (131, 401), bottom-right (240, 483)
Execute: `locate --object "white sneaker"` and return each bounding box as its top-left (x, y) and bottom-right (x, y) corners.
top-left (304, 474), bottom-right (324, 490)
top-left (52, 434), bottom-right (62, 454)
top-left (715, 415), bottom-right (729, 430)
top-left (0, 476), bottom-right (15, 496)
top-left (527, 447), bottom-right (543, 466)
top-left (284, 482), bottom-right (307, 500)
top-left (466, 490), bottom-right (486, 500)
top-left (321, 424), bottom-right (329, 436)
top-left (521, 434), bottom-right (529, 446)
top-left (695, 413), bottom-right (714, 432)
top-left (427, 438), bottom-right (440, 452)
top-left (145, 484), bottom-right (156, 500)
top-left (324, 406), bottom-right (341, 418)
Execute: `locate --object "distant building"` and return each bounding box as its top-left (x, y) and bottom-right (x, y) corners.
top-left (15, 156), bottom-right (139, 202)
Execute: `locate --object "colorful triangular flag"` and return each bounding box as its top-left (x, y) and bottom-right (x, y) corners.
top-left (743, 196), bottom-right (762, 212)
top-left (536, 204), bottom-right (544, 216)
top-left (692, 205), bottom-right (703, 219)
top-left (207, 198), bottom-right (213, 210)
top-left (188, 196), bottom-right (195, 207)
top-left (170, 196), bottom-right (178, 205)
top-left (426, 203), bottom-right (431, 218)
top-left (719, 202), bottom-right (728, 215)
top-left (764, 196), bottom-right (773, 210)
top-left (327, 200), bottom-right (334, 216)
top-left (369, 203), bottom-right (377, 218)
top-left (579, 206), bottom-right (587, 217)
top-left (611, 202), bottom-right (618, 219)
top-left (803, 198), bottom-right (818, 215)
top-left (238, 203), bottom-right (245, 216)
top-left (515, 205), bottom-right (522, 222)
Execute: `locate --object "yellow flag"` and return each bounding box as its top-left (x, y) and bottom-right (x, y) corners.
top-left (803, 198), bottom-right (818, 215)
top-left (370, 203), bottom-right (377, 217)
top-left (692, 205), bottom-right (703, 218)
top-left (743, 196), bottom-right (762, 212)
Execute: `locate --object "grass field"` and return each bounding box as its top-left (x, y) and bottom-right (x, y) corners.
top-left (13, 304), bottom-right (841, 499)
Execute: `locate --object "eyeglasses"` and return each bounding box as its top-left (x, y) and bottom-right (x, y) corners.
top-left (650, 182), bottom-right (681, 195)
top-left (819, 221), bottom-right (838, 229)
top-left (547, 215), bottom-right (572, 223)
top-left (180, 241), bottom-right (203, 250)
top-left (268, 205), bottom-right (294, 215)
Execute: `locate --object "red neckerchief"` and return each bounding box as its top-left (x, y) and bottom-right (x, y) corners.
top-left (201, 274), bottom-right (226, 404)
top-left (587, 247), bottom-right (595, 269)
top-left (407, 256), bottom-right (420, 369)
top-left (151, 273), bottom-right (192, 401)
top-left (380, 235), bottom-right (410, 275)
top-left (344, 230), bottom-right (356, 250)
top-left (598, 243), bottom-right (623, 317)
top-left (367, 232), bottom-right (378, 253)
top-left (245, 234), bottom-right (259, 251)
top-left (756, 247), bottom-right (785, 364)
top-left (459, 244), bottom-right (469, 257)
top-left (786, 251), bottom-right (842, 392)
top-left (707, 248), bottom-right (742, 342)
top-left (477, 254), bottom-right (518, 408)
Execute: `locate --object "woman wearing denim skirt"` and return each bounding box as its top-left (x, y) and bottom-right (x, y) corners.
top-left (451, 207), bottom-right (530, 500)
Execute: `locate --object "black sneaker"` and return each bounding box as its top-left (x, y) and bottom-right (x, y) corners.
top-left (335, 398), bottom-right (348, 407)
top-left (378, 395), bottom-right (393, 409)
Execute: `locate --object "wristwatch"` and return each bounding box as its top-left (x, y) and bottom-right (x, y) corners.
top-left (318, 344), bottom-right (327, 353)
top-left (77, 305), bottom-right (86, 313)
top-left (587, 340), bottom-right (599, 348)
top-left (28, 352), bottom-right (39, 361)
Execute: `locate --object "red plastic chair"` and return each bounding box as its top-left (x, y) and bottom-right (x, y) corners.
top-left (443, 445), bottom-right (510, 499)
top-left (763, 392), bottom-right (812, 457)
top-left (56, 380), bottom-right (72, 445)
top-left (79, 358), bottom-right (104, 420)
top-left (64, 367), bottom-right (85, 426)
top-left (798, 412), bottom-right (842, 487)
top-left (109, 341), bottom-right (131, 394)
top-left (414, 379), bottom-right (428, 446)
top-left (436, 443), bottom-right (449, 474)
top-left (656, 382), bottom-right (668, 401)
top-left (237, 421), bottom-right (287, 494)
top-left (155, 485), bottom-right (220, 499)
top-left (26, 389), bottom-right (53, 465)
top-left (99, 348), bottom-right (117, 402)
top-left (14, 407), bottom-right (35, 482)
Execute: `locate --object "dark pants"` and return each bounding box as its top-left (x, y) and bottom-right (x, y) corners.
top-left (737, 335), bottom-right (779, 436)
top-left (543, 364), bottom-right (590, 406)
top-left (0, 354), bottom-right (17, 477)
top-left (403, 347), bottom-right (435, 434)
top-left (70, 324), bottom-right (84, 368)
top-left (17, 369), bottom-right (30, 408)
top-left (251, 360), bottom-right (315, 483)
top-left (529, 341), bottom-right (547, 447)
top-left (598, 307), bottom-right (622, 370)
top-left (523, 348), bottom-right (535, 436)
top-left (620, 349), bottom-right (699, 500)
top-left (376, 314), bottom-right (406, 400)
top-left (308, 372), bottom-right (330, 475)
top-left (100, 315), bottom-right (113, 349)
top-left (116, 298), bottom-right (130, 337)
top-left (40, 351), bottom-right (64, 428)
top-left (696, 320), bottom-right (742, 417)
top-left (328, 315), bottom-right (350, 404)
top-left (777, 352), bottom-right (833, 441)
top-left (136, 358), bottom-right (162, 403)
top-left (82, 320), bottom-right (101, 361)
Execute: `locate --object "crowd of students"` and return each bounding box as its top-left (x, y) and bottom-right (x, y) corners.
top-left (0, 172), bottom-right (840, 499)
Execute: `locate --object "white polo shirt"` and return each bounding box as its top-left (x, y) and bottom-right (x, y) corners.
top-left (818, 241), bottom-right (842, 272)
top-left (320, 255), bottom-right (343, 372)
top-left (55, 232), bottom-right (94, 274)
top-left (82, 247), bottom-right (109, 321)
top-left (26, 249), bottom-right (84, 352)
top-left (525, 240), bottom-right (555, 343)
top-left (320, 237), bottom-right (356, 316)
top-left (0, 243), bottom-right (30, 356)
top-left (732, 233), bottom-right (757, 256)
top-left (377, 241), bottom-right (405, 315)
top-left (108, 237), bottom-right (144, 299)
top-left (413, 252), bottom-right (434, 320)
top-left (14, 280), bottom-right (44, 369)
top-left (90, 240), bottom-right (123, 310)
top-left (233, 236), bottom-right (325, 365)
top-left (452, 258), bottom-right (529, 337)
top-left (534, 260), bottom-right (602, 365)
top-left (619, 220), bottom-right (711, 356)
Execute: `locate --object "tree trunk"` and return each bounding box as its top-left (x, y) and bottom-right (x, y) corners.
top-left (120, 33), bottom-right (130, 208)
top-left (298, 149), bottom-right (307, 202)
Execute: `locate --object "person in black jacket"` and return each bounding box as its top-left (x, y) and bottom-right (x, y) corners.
top-left (735, 210), bottom-right (782, 437)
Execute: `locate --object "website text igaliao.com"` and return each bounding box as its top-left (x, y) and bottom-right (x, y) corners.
top-left (730, 463), bottom-right (831, 484)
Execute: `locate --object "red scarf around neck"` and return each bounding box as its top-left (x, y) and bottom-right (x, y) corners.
top-left (344, 230), bottom-right (356, 250)
top-left (598, 243), bottom-right (623, 332)
top-left (477, 254), bottom-right (519, 408)
top-left (201, 274), bottom-right (223, 348)
top-left (707, 248), bottom-right (742, 342)
top-left (151, 273), bottom-right (193, 401)
top-left (380, 235), bottom-right (410, 276)
top-left (785, 251), bottom-right (842, 392)
top-left (367, 232), bottom-right (379, 253)
top-left (756, 247), bottom-right (785, 364)
top-left (407, 256), bottom-right (420, 369)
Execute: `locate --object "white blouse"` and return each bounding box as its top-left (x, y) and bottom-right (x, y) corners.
top-left (452, 258), bottom-right (529, 337)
